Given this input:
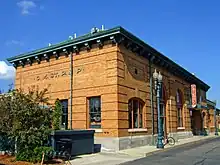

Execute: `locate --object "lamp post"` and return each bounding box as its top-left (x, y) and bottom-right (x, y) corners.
top-left (153, 69), bottom-right (164, 149)
top-left (214, 100), bottom-right (218, 136)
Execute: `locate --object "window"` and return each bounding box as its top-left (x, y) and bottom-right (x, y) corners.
top-left (159, 85), bottom-right (166, 135)
top-left (128, 99), bottom-right (144, 129)
top-left (160, 85), bottom-right (166, 117)
top-left (60, 99), bottom-right (68, 129)
top-left (89, 96), bottom-right (101, 128)
top-left (184, 86), bottom-right (191, 105)
top-left (200, 89), bottom-right (206, 102)
top-left (176, 89), bottom-right (183, 127)
top-left (196, 88), bottom-right (201, 104)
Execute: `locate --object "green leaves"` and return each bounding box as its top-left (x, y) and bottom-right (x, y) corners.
top-left (0, 88), bottom-right (53, 162)
top-left (16, 146), bottom-right (53, 163)
top-left (52, 99), bottom-right (63, 130)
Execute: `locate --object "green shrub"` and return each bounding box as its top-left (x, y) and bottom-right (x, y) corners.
top-left (16, 146), bottom-right (53, 163)
top-left (16, 149), bottom-right (34, 162)
top-left (33, 146), bottom-right (54, 162)
top-left (52, 99), bottom-right (63, 130)
top-left (0, 88), bottom-right (53, 163)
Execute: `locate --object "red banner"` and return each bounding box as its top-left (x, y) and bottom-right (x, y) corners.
top-left (191, 84), bottom-right (197, 108)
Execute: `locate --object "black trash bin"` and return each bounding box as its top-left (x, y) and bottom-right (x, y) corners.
top-left (50, 130), bottom-right (95, 157)
top-left (55, 138), bottom-right (72, 158)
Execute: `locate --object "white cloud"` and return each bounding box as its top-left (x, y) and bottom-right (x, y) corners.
top-left (17, 0), bottom-right (36, 15)
top-left (0, 61), bottom-right (16, 80)
top-left (5, 40), bottom-right (24, 46)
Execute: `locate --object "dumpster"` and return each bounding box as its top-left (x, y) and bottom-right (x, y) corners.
top-left (50, 130), bottom-right (95, 157)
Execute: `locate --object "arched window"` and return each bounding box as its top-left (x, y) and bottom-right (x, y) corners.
top-left (176, 89), bottom-right (183, 127)
top-left (128, 98), bottom-right (144, 129)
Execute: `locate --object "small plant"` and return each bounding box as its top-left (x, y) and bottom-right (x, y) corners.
top-left (52, 99), bottom-right (63, 130)
top-left (16, 147), bottom-right (53, 163)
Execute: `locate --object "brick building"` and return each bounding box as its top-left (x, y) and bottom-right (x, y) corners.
top-left (205, 100), bottom-right (220, 134)
top-left (7, 26), bottom-right (216, 151)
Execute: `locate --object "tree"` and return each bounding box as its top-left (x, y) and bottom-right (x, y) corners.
top-left (52, 99), bottom-right (63, 130)
top-left (8, 83), bottom-right (14, 93)
top-left (0, 93), bottom-right (14, 152)
top-left (0, 87), bottom-right (53, 162)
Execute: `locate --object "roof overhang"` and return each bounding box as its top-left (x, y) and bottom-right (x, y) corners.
top-left (7, 26), bottom-right (210, 91)
top-left (187, 104), bottom-right (208, 110)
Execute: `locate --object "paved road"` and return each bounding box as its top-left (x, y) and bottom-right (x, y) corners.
top-left (121, 137), bottom-right (220, 165)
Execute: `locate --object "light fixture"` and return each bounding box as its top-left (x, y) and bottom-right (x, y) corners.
top-left (153, 69), bottom-right (158, 80)
top-left (158, 72), bottom-right (163, 82)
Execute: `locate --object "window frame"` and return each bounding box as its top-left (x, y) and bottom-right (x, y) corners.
top-left (128, 98), bottom-right (144, 129)
top-left (60, 99), bottom-right (68, 130)
top-left (88, 96), bottom-right (101, 129)
top-left (176, 89), bottom-right (183, 128)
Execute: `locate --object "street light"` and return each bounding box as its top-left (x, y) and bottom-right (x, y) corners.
top-left (214, 100), bottom-right (218, 136)
top-left (153, 69), bottom-right (164, 149)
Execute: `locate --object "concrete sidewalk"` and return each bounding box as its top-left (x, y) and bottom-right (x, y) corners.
top-left (69, 135), bottom-right (218, 165)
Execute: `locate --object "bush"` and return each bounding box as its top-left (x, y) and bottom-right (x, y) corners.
top-left (16, 147), bottom-right (53, 163)
top-left (0, 87), bottom-right (53, 162)
top-left (33, 146), bottom-right (54, 162)
top-left (16, 149), bottom-right (34, 162)
top-left (52, 99), bottom-right (63, 130)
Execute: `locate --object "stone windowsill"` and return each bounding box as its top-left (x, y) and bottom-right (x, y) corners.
top-left (177, 127), bottom-right (185, 130)
top-left (210, 126), bottom-right (215, 128)
top-left (88, 129), bottom-right (103, 133)
top-left (128, 128), bottom-right (148, 133)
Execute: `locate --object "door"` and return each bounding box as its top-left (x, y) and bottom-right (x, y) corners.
top-left (191, 110), bottom-right (202, 135)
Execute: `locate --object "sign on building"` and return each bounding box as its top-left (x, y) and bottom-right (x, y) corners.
top-left (191, 84), bottom-right (197, 108)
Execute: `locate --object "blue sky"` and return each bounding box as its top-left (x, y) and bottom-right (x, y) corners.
top-left (0, 0), bottom-right (219, 104)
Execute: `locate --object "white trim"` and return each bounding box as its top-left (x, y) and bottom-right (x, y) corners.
top-left (128, 128), bottom-right (148, 132)
top-left (177, 127), bottom-right (185, 130)
top-left (88, 129), bottom-right (103, 133)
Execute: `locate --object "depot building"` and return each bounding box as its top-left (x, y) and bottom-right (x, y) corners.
top-left (7, 26), bottom-right (218, 151)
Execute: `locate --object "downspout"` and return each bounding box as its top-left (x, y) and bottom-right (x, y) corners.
top-left (149, 57), bottom-right (154, 144)
top-left (70, 51), bottom-right (73, 130)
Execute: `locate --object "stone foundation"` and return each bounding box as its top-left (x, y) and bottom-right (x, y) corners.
top-left (95, 131), bottom-right (194, 152)
top-left (168, 131), bottom-right (193, 141)
top-left (95, 135), bottom-right (154, 152)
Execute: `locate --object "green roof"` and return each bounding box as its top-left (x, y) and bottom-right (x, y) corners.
top-left (207, 99), bottom-right (216, 106)
top-left (7, 26), bottom-right (121, 62)
top-left (7, 26), bottom-right (210, 91)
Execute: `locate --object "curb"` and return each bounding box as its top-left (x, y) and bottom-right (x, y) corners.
top-left (145, 136), bottom-right (220, 157)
